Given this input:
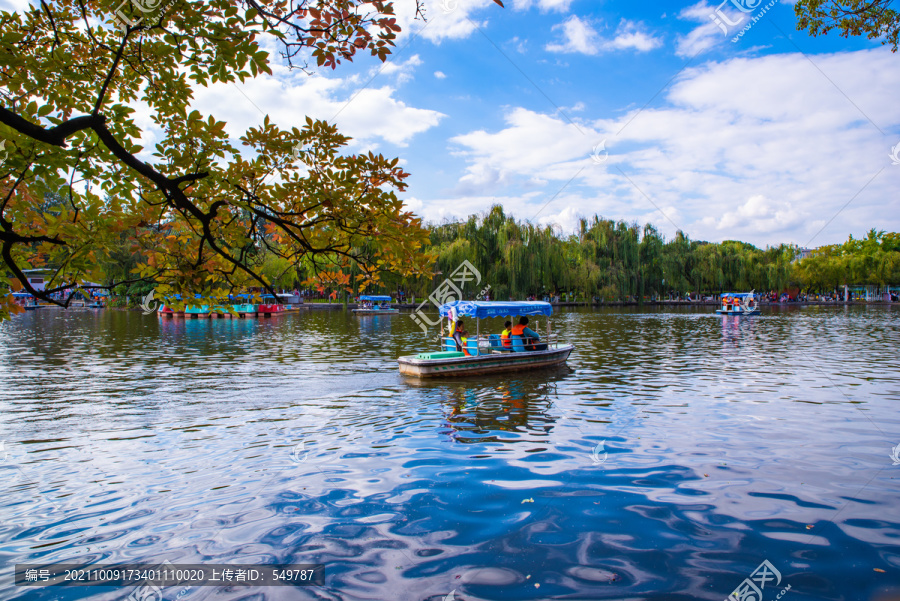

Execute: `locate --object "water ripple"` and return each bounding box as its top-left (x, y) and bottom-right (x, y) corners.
top-left (0, 306), bottom-right (898, 600)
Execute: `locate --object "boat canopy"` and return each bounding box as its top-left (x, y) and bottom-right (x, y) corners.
top-left (439, 300), bottom-right (553, 319)
top-left (360, 295), bottom-right (392, 301)
top-left (720, 293), bottom-right (756, 298)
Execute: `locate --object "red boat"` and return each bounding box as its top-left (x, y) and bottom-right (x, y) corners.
top-left (158, 305), bottom-right (183, 317)
top-left (256, 294), bottom-right (284, 316)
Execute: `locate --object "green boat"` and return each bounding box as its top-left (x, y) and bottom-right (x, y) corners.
top-left (232, 302), bottom-right (257, 317)
top-left (184, 304), bottom-right (209, 316)
top-left (398, 301), bottom-right (573, 377)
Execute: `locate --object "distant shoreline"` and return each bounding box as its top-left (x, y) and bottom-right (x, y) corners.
top-left (387, 299), bottom-right (896, 309)
top-left (26, 299), bottom-right (897, 312)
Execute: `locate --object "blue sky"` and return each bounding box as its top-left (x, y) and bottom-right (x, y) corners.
top-left (367, 0), bottom-right (900, 248)
top-left (6, 0), bottom-right (898, 247)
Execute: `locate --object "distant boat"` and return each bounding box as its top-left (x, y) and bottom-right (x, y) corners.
top-left (275, 293), bottom-right (302, 307)
top-left (256, 294), bottom-right (285, 317)
top-left (13, 292), bottom-right (40, 310)
top-left (397, 301), bottom-right (573, 377)
top-left (716, 292), bottom-right (760, 316)
top-left (354, 295), bottom-right (399, 314)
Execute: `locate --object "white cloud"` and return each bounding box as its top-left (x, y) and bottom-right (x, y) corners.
top-left (390, 0), bottom-right (572, 44)
top-left (332, 87), bottom-right (445, 146)
top-left (413, 192), bottom-right (543, 224)
top-left (125, 31), bottom-right (439, 160)
top-left (392, 0), bottom-right (497, 43)
top-left (509, 36), bottom-right (529, 53)
top-left (374, 54), bottom-right (423, 85)
top-left (510, 0), bottom-right (575, 12)
top-left (607, 21), bottom-right (664, 52)
top-left (546, 17), bottom-right (661, 55)
top-left (703, 194), bottom-right (806, 234)
top-left (430, 49), bottom-right (900, 246)
top-left (0, 0), bottom-right (29, 13)
top-left (450, 107), bottom-right (591, 188)
top-left (188, 72), bottom-right (444, 150)
top-left (676, 1), bottom-right (733, 58)
top-left (546, 15), bottom-right (599, 54)
top-left (434, 71), bottom-right (448, 79)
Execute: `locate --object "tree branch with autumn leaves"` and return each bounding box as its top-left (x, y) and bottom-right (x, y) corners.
top-left (0, 0), bottom-right (499, 319)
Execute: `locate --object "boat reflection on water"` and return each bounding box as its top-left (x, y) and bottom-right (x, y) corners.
top-left (720, 313), bottom-right (756, 349)
top-left (157, 311), bottom-right (261, 337)
top-left (355, 312), bottom-right (394, 338)
top-left (406, 365), bottom-right (575, 438)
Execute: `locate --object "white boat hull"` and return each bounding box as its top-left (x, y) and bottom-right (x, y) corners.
top-left (398, 344), bottom-right (573, 377)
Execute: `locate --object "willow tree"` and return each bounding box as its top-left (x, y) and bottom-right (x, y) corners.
top-left (639, 223), bottom-right (664, 300)
top-left (794, 231), bottom-right (900, 292)
top-left (661, 230), bottom-right (693, 296)
top-left (0, 0), bottom-right (461, 319)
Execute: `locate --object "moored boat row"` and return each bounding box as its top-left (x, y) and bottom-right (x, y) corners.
top-left (159, 294), bottom-right (286, 318)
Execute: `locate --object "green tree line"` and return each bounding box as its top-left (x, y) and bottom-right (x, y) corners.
top-left (396, 206), bottom-right (899, 302)
top-left (94, 204), bottom-right (899, 303)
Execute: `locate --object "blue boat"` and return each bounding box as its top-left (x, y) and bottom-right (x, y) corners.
top-left (354, 295), bottom-right (399, 314)
top-left (716, 292), bottom-right (760, 315)
top-left (397, 301), bottom-right (573, 377)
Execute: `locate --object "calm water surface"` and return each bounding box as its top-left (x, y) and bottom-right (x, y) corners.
top-left (1, 305), bottom-right (899, 600)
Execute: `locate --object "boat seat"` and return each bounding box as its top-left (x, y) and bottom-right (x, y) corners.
top-left (490, 334), bottom-right (513, 352)
top-left (511, 335), bottom-right (526, 353)
top-left (466, 339), bottom-right (484, 356)
top-left (416, 351), bottom-right (465, 360)
top-left (443, 337), bottom-right (478, 354)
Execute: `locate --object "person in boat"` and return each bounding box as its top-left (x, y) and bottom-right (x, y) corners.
top-left (451, 319), bottom-right (471, 356)
top-left (500, 321), bottom-right (513, 349)
top-left (511, 316), bottom-right (546, 351)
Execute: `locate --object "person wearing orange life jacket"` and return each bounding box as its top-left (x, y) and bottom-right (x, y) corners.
top-left (500, 321), bottom-right (513, 348)
top-left (510, 316), bottom-right (546, 351)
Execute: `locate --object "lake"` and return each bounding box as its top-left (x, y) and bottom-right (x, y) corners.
top-left (1, 305), bottom-right (898, 600)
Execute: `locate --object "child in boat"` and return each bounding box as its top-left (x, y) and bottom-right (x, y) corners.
top-left (500, 321), bottom-right (512, 348)
top-left (452, 319), bottom-right (471, 355)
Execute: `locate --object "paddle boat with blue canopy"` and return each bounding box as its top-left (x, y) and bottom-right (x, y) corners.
top-left (12, 292), bottom-right (41, 310)
top-left (354, 295), bottom-right (399, 314)
top-left (397, 300), bottom-right (573, 377)
top-left (716, 292), bottom-right (760, 316)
